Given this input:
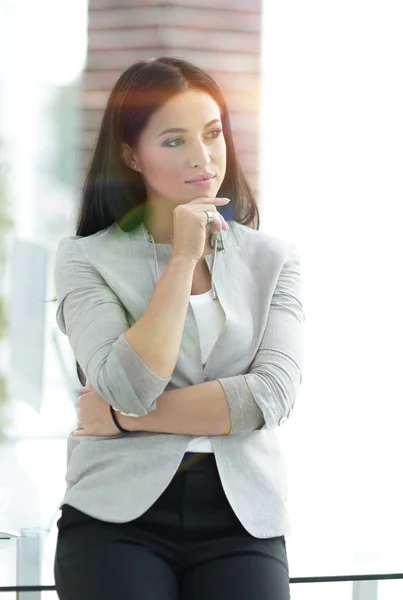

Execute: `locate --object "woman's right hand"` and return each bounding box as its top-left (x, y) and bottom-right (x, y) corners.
top-left (172, 197), bottom-right (231, 262)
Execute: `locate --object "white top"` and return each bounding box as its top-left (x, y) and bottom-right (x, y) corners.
top-left (186, 288), bottom-right (226, 452)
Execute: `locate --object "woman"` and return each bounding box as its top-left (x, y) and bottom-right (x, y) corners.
top-left (53, 57), bottom-right (304, 600)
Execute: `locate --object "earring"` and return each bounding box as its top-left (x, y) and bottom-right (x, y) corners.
top-left (132, 162), bottom-right (137, 170)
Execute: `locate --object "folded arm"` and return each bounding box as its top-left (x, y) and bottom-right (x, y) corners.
top-left (119, 243), bottom-right (304, 436)
top-left (119, 380), bottom-right (231, 436)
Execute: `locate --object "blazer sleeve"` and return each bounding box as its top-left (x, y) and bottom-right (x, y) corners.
top-left (54, 236), bottom-right (171, 415)
top-left (217, 242), bottom-right (305, 434)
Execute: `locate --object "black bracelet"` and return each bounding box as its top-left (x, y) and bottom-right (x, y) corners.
top-left (110, 406), bottom-right (130, 433)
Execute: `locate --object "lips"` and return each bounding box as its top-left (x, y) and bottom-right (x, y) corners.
top-left (185, 174), bottom-right (215, 183)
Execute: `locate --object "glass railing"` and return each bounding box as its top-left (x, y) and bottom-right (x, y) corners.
top-left (1, 524), bottom-right (403, 598)
top-left (0, 571), bottom-right (402, 598)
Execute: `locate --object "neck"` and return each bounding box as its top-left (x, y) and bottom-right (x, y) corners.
top-left (143, 200), bottom-right (214, 252)
top-left (143, 201), bottom-right (174, 245)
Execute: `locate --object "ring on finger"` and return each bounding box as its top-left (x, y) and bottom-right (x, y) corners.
top-left (205, 210), bottom-right (214, 224)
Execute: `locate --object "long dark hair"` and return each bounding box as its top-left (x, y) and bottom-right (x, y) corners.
top-left (74, 57), bottom-right (260, 385)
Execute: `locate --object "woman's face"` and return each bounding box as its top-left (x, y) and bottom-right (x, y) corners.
top-left (131, 89), bottom-right (227, 205)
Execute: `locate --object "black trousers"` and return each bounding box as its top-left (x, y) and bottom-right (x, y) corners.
top-left (54, 452), bottom-right (290, 599)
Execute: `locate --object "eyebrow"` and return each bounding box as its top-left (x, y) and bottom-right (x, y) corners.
top-left (157, 119), bottom-right (221, 138)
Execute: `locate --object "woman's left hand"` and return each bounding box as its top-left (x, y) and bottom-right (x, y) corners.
top-left (73, 386), bottom-right (122, 437)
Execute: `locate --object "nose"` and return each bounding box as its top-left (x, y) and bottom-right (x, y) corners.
top-left (188, 140), bottom-right (211, 168)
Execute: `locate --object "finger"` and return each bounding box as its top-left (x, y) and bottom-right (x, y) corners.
top-left (216, 213), bottom-right (229, 231)
top-left (81, 385), bottom-right (94, 393)
top-left (210, 212), bottom-right (227, 234)
top-left (197, 206), bottom-right (228, 231)
top-left (210, 197), bottom-right (231, 205)
top-left (201, 209), bottom-right (219, 231)
top-left (188, 197), bottom-right (230, 206)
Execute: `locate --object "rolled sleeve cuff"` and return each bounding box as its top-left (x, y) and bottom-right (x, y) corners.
top-left (111, 334), bottom-right (171, 411)
top-left (217, 375), bottom-right (265, 434)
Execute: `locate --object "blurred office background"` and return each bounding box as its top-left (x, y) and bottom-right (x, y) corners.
top-left (0, 0), bottom-right (402, 598)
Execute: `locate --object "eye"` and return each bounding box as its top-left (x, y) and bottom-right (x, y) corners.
top-left (206, 128), bottom-right (223, 139)
top-left (163, 137), bottom-right (184, 148)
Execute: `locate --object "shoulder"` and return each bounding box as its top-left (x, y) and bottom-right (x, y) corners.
top-left (55, 226), bottom-right (114, 265)
top-left (229, 221), bottom-right (297, 265)
top-left (54, 228), bottom-right (121, 304)
top-left (54, 228), bottom-right (117, 297)
top-left (55, 235), bottom-right (82, 261)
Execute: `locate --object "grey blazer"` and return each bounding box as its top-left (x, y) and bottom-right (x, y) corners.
top-left (54, 220), bottom-right (304, 539)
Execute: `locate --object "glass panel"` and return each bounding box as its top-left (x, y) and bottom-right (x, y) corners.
top-left (291, 582), bottom-right (352, 600)
top-left (1, 0), bottom-right (402, 591)
top-left (260, 0), bottom-right (403, 585)
top-left (378, 580), bottom-right (403, 600)
top-left (0, 0), bottom-right (87, 590)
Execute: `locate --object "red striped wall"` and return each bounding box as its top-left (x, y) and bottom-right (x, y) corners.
top-left (82, 0), bottom-right (262, 193)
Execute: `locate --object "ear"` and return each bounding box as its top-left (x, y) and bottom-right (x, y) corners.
top-left (121, 142), bottom-right (141, 172)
